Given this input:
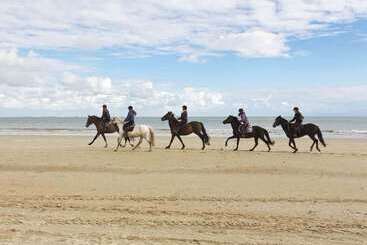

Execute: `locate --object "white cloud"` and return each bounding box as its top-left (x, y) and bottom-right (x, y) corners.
top-left (0, 49), bottom-right (224, 115)
top-left (1, 1), bottom-right (367, 60)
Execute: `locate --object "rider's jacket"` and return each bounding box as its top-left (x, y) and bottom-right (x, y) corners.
top-left (124, 110), bottom-right (136, 124)
top-left (238, 112), bottom-right (249, 127)
top-left (102, 109), bottom-right (111, 122)
top-left (178, 110), bottom-right (188, 125)
top-left (290, 111), bottom-right (304, 126)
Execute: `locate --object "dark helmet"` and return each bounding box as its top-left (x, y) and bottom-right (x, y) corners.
top-left (238, 108), bottom-right (244, 113)
top-left (293, 107), bottom-right (299, 111)
top-left (182, 105), bottom-right (187, 110)
top-left (128, 105), bottom-right (133, 110)
top-left (102, 104), bottom-right (107, 108)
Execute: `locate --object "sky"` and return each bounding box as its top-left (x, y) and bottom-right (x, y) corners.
top-left (0, 0), bottom-right (367, 117)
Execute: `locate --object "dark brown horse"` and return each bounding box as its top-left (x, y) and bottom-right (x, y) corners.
top-left (223, 115), bottom-right (274, 151)
top-left (161, 112), bottom-right (210, 150)
top-left (273, 116), bottom-right (326, 153)
top-left (85, 115), bottom-right (119, 148)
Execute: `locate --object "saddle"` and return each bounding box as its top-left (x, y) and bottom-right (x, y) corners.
top-left (123, 123), bottom-right (135, 132)
top-left (239, 124), bottom-right (253, 136)
top-left (290, 124), bottom-right (302, 137)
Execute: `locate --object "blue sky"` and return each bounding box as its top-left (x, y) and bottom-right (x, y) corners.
top-left (0, 1), bottom-right (367, 117)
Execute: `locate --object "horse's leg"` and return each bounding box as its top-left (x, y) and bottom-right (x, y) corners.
top-left (101, 133), bottom-right (108, 148)
top-left (225, 135), bottom-right (236, 147)
top-left (144, 136), bottom-right (152, 152)
top-left (308, 135), bottom-right (317, 152)
top-left (288, 138), bottom-right (295, 150)
top-left (250, 137), bottom-right (258, 151)
top-left (193, 132), bottom-right (205, 150)
top-left (312, 134), bottom-right (321, 152)
top-left (291, 138), bottom-right (298, 153)
top-left (114, 134), bottom-right (123, 152)
top-left (88, 133), bottom-right (100, 145)
top-left (166, 134), bottom-right (175, 149)
top-left (132, 137), bottom-right (143, 150)
top-left (234, 137), bottom-right (240, 151)
top-left (176, 135), bottom-right (185, 150)
top-left (260, 135), bottom-right (271, 152)
top-left (126, 135), bottom-right (134, 147)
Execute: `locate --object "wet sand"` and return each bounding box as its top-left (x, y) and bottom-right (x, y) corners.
top-left (0, 135), bottom-right (366, 244)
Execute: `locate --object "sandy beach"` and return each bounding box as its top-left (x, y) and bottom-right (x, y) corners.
top-left (0, 135), bottom-right (366, 244)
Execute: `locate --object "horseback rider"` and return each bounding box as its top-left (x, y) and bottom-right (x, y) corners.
top-left (176, 105), bottom-right (188, 133)
top-left (238, 108), bottom-right (251, 134)
top-left (123, 105), bottom-right (136, 139)
top-left (101, 104), bottom-right (111, 131)
top-left (290, 107), bottom-right (304, 136)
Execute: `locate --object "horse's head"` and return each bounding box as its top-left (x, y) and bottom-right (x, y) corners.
top-left (161, 111), bottom-right (174, 121)
top-left (223, 115), bottom-right (237, 124)
top-left (85, 115), bottom-right (93, 128)
top-left (273, 115), bottom-right (283, 128)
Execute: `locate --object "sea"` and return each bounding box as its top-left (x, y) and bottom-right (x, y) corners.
top-left (0, 117), bottom-right (367, 139)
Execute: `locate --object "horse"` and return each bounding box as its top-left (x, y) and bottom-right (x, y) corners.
top-left (85, 115), bottom-right (119, 148)
top-left (112, 117), bottom-right (155, 152)
top-left (161, 111), bottom-right (210, 150)
top-left (223, 115), bottom-right (274, 151)
top-left (273, 116), bottom-right (326, 153)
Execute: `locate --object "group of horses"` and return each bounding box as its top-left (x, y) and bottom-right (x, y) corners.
top-left (85, 112), bottom-right (326, 153)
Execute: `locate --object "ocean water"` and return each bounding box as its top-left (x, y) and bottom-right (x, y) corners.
top-left (0, 117), bottom-right (367, 139)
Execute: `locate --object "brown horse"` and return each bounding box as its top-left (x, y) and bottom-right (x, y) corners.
top-left (85, 115), bottom-right (119, 148)
top-left (223, 115), bottom-right (274, 151)
top-left (161, 112), bottom-right (210, 150)
top-left (273, 116), bottom-right (326, 153)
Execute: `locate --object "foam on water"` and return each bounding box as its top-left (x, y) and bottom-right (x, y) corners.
top-left (0, 117), bottom-right (367, 138)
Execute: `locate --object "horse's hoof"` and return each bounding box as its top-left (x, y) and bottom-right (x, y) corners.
top-left (249, 149), bottom-right (254, 152)
top-left (88, 143), bottom-right (92, 145)
top-left (165, 146), bottom-right (170, 149)
top-left (233, 149), bottom-right (238, 151)
top-left (114, 149), bottom-right (118, 152)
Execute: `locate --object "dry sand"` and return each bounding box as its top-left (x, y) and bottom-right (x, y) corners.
top-left (0, 135), bottom-right (366, 244)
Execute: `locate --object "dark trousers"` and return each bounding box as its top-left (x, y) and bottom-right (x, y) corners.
top-left (102, 120), bottom-right (110, 132)
top-left (291, 122), bottom-right (302, 136)
top-left (123, 121), bottom-right (134, 138)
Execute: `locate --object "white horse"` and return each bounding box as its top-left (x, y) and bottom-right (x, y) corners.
top-left (112, 117), bottom-right (155, 151)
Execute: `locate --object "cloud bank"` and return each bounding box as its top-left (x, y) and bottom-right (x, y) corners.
top-left (1, 0), bottom-right (367, 60)
top-left (1, 49), bottom-right (366, 116)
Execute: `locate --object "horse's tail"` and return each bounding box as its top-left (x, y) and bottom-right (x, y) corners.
top-left (264, 129), bottom-right (275, 145)
top-left (200, 122), bottom-right (210, 145)
top-left (317, 128), bottom-right (326, 147)
top-left (149, 127), bottom-right (155, 146)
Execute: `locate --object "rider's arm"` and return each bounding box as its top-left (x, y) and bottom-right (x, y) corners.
top-left (290, 115), bottom-right (296, 123)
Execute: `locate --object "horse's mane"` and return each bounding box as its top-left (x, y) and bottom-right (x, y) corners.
top-left (112, 117), bottom-right (124, 124)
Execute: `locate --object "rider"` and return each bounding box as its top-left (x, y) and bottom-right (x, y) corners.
top-left (176, 105), bottom-right (188, 133)
top-left (123, 105), bottom-right (136, 139)
top-left (290, 107), bottom-right (304, 136)
top-left (238, 108), bottom-right (251, 134)
top-left (101, 104), bottom-right (111, 131)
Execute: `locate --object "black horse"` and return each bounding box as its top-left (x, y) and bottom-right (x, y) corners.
top-left (85, 115), bottom-right (119, 148)
top-left (161, 112), bottom-right (210, 150)
top-left (223, 115), bottom-right (274, 151)
top-left (273, 116), bottom-right (326, 153)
